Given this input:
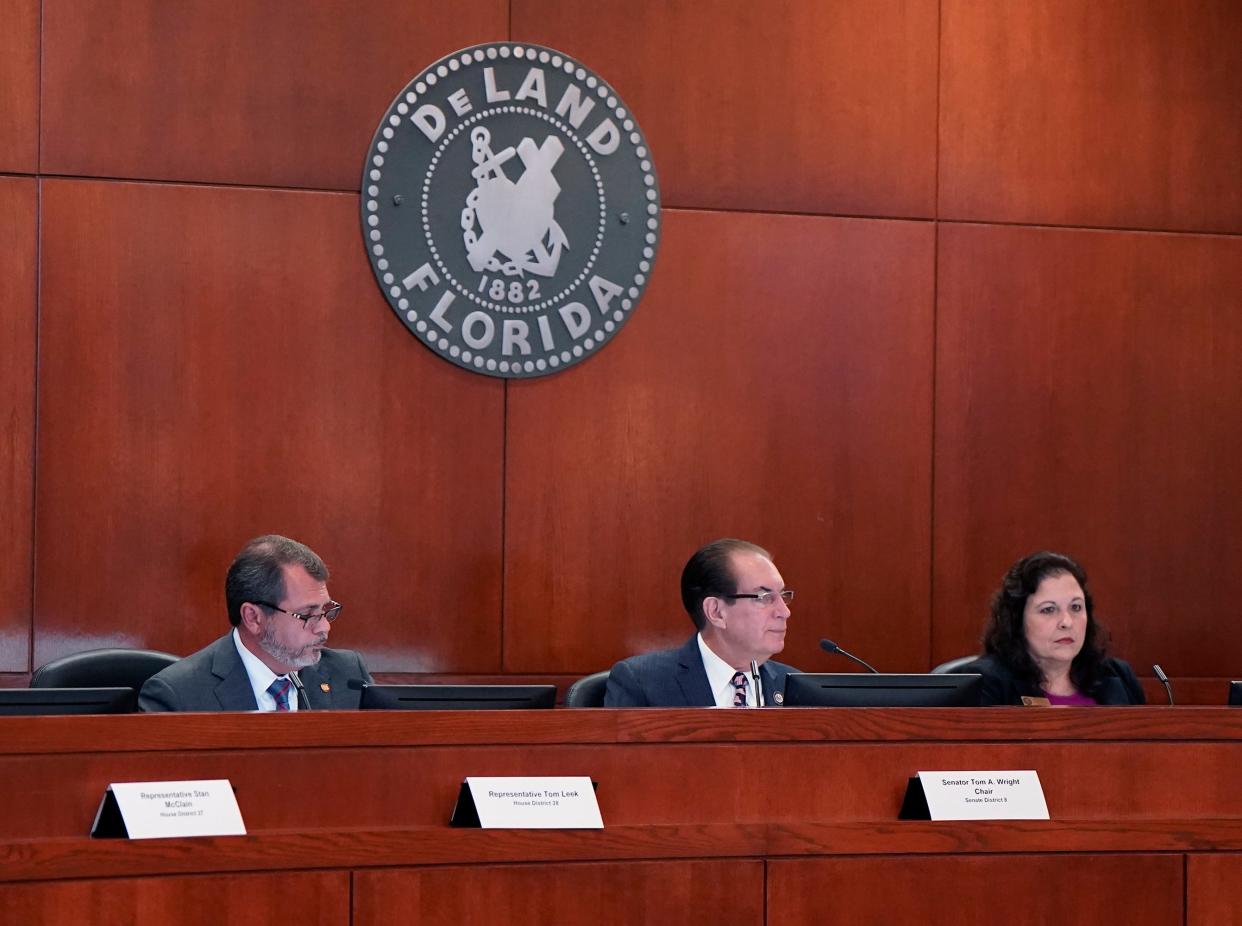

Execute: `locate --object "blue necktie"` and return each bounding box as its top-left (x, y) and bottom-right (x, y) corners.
top-left (267, 677), bottom-right (292, 712)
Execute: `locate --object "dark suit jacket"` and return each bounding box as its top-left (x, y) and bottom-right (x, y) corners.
top-left (138, 633), bottom-right (373, 712)
top-left (960, 654), bottom-right (1145, 706)
top-left (604, 634), bottom-right (797, 707)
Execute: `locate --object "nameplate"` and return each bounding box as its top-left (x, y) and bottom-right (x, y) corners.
top-left (91, 779), bottom-right (246, 839)
top-left (449, 776), bottom-right (603, 829)
top-left (899, 770), bottom-right (1049, 821)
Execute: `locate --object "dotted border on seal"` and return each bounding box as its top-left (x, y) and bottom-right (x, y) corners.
top-left (363, 43), bottom-right (661, 378)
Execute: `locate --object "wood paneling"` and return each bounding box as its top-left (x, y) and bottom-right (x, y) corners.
top-left (9, 709), bottom-right (1242, 841)
top-left (1188, 854), bottom-right (1242, 924)
top-left (513, 0), bottom-right (938, 217)
top-left (940, 0), bottom-right (1242, 233)
top-left (36, 179), bottom-right (503, 671)
top-left (355, 861), bottom-right (763, 926)
top-left (40, 0), bottom-right (507, 189)
top-left (0, 0), bottom-right (38, 172)
top-left (504, 210), bottom-right (934, 673)
top-left (0, 178), bottom-right (36, 672)
top-left (0, 871), bottom-right (348, 926)
top-left (933, 224), bottom-right (1242, 678)
top-left (769, 854), bottom-right (1181, 924)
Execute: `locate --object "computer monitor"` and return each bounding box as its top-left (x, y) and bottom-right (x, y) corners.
top-left (1229, 681), bottom-right (1242, 706)
top-left (783, 673), bottom-right (982, 707)
top-left (360, 684), bottom-right (558, 710)
top-left (0, 687), bottom-right (138, 716)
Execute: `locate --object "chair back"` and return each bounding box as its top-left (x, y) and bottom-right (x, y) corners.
top-left (31, 648), bottom-right (180, 690)
top-left (564, 670), bottom-right (610, 707)
top-left (930, 654), bottom-right (981, 675)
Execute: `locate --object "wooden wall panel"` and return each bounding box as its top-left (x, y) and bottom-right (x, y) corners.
top-left (0, 871), bottom-right (349, 926)
top-left (940, 0), bottom-right (1242, 233)
top-left (40, 0), bottom-right (507, 189)
top-left (36, 180), bottom-right (503, 672)
top-left (769, 854), bottom-right (1182, 924)
top-left (355, 861), bottom-right (763, 926)
top-left (1187, 854), bottom-right (1242, 924)
top-left (933, 224), bottom-right (1242, 677)
top-left (513, 0), bottom-right (938, 217)
top-left (0, 178), bottom-right (36, 672)
top-left (0, 0), bottom-right (38, 173)
top-left (504, 210), bottom-right (934, 674)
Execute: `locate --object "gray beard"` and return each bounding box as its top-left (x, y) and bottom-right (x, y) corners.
top-left (258, 620), bottom-right (324, 669)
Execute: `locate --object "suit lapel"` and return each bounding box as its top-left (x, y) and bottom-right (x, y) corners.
top-left (759, 663), bottom-right (786, 707)
top-left (210, 635), bottom-right (259, 711)
top-left (674, 636), bottom-right (714, 707)
top-left (299, 662), bottom-right (335, 709)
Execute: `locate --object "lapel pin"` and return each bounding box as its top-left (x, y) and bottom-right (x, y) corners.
top-left (773, 692), bottom-right (784, 705)
top-left (320, 683), bottom-right (331, 693)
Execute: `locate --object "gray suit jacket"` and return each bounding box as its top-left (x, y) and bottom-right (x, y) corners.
top-left (604, 634), bottom-right (797, 707)
top-left (138, 633), bottom-right (373, 712)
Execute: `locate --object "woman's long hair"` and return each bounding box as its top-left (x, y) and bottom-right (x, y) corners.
top-left (982, 551), bottom-right (1110, 694)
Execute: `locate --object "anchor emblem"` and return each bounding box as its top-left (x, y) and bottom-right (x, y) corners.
top-left (461, 126), bottom-right (570, 278)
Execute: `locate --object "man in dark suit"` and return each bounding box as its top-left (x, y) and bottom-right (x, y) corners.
top-left (605, 538), bottom-right (798, 707)
top-left (140, 535), bottom-right (373, 711)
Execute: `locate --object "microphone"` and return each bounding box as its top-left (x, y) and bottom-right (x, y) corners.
top-left (289, 671), bottom-right (312, 711)
top-left (750, 659), bottom-right (763, 707)
top-left (819, 638), bottom-right (879, 674)
top-left (1153, 664), bottom-right (1174, 706)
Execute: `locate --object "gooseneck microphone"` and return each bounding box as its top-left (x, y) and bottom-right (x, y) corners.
top-left (750, 659), bottom-right (763, 707)
top-left (819, 638), bottom-right (880, 674)
top-left (1153, 664), bottom-right (1174, 706)
top-left (289, 672), bottom-right (312, 711)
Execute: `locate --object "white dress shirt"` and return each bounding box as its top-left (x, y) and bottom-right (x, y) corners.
top-left (232, 627), bottom-right (299, 711)
top-left (697, 634), bottom-right (761, 707)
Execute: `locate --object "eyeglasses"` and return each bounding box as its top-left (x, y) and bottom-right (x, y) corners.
top-left (723, 590), bottom-right (795, 607)
top-left (253, 600), bottom-right (343, 624)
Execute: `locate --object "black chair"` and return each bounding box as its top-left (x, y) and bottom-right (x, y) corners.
top-left (564, 670), bottom-right (609, 707)
top-left (30, 648), bottom-right (180, 690)
top-left (930, 654), bottom-right (980, 675)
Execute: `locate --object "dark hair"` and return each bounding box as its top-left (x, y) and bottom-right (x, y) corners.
top-left (982, 550), bottom-right (1109, 694)
top-left (680, 538), bottom-right (771, 631)
top-left (225, 535), bottom-right (329, 627)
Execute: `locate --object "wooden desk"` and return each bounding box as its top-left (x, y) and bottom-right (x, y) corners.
top-left (1, 708), bottom-right (1239, 924)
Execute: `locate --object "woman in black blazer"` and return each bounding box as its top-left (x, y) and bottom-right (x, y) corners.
top-left (963, 551), bottom-right (1145, 706)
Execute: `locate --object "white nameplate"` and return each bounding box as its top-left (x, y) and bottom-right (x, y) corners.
top-left (917, 770), bottom-right (1049, 820)
top-left (98, 779), bottom-right (247, 839)
top-left (463, 776), bottom-right (603, 829)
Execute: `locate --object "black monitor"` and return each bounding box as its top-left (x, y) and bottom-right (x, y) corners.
top-left (360, 684), bottom-right (557, 710)
top-left (1229, 682), bottom-right (1242, 706)
top-left (783, 673), bottom-right (982, 707)
top-left (0, 687), bottom-right (138, 716)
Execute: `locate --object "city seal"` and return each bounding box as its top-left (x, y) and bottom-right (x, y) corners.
top-left (361, 43), bottom-right (661, 378)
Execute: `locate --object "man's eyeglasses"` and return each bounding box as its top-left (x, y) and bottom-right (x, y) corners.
top-left (254, 600), bottom-right (343, 624)
top-left (723, 590), bottom-right (795, 607)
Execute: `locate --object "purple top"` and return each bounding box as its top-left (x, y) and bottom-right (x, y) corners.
top-left (1045, 690), bottom-right (1097, 706)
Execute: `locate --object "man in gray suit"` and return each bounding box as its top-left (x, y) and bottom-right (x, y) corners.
top-left (140, 535), bottom-right (372, 711)
top-left (604, 538), bottom-right (798, 707)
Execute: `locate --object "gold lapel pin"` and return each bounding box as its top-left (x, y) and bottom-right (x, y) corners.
top-left (773, 692), bottom-right (784, 705)
top-left (320, 683), bottom-right (331, 692)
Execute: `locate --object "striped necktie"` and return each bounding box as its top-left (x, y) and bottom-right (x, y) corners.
top-left (730, 671), bottom-right (749, 708)
top-left (267, 676), bottom-right (293, 712)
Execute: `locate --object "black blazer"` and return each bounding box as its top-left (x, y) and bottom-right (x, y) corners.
top-left (960, 654), bottom-right (1146, 706)
top-left (604, 634), bottom-right (796, 707)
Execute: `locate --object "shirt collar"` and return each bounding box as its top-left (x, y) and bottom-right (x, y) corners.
top-left (697, 633), bottom-right (759, 707)
top-left (232, 627), bottom-right (298, 711)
